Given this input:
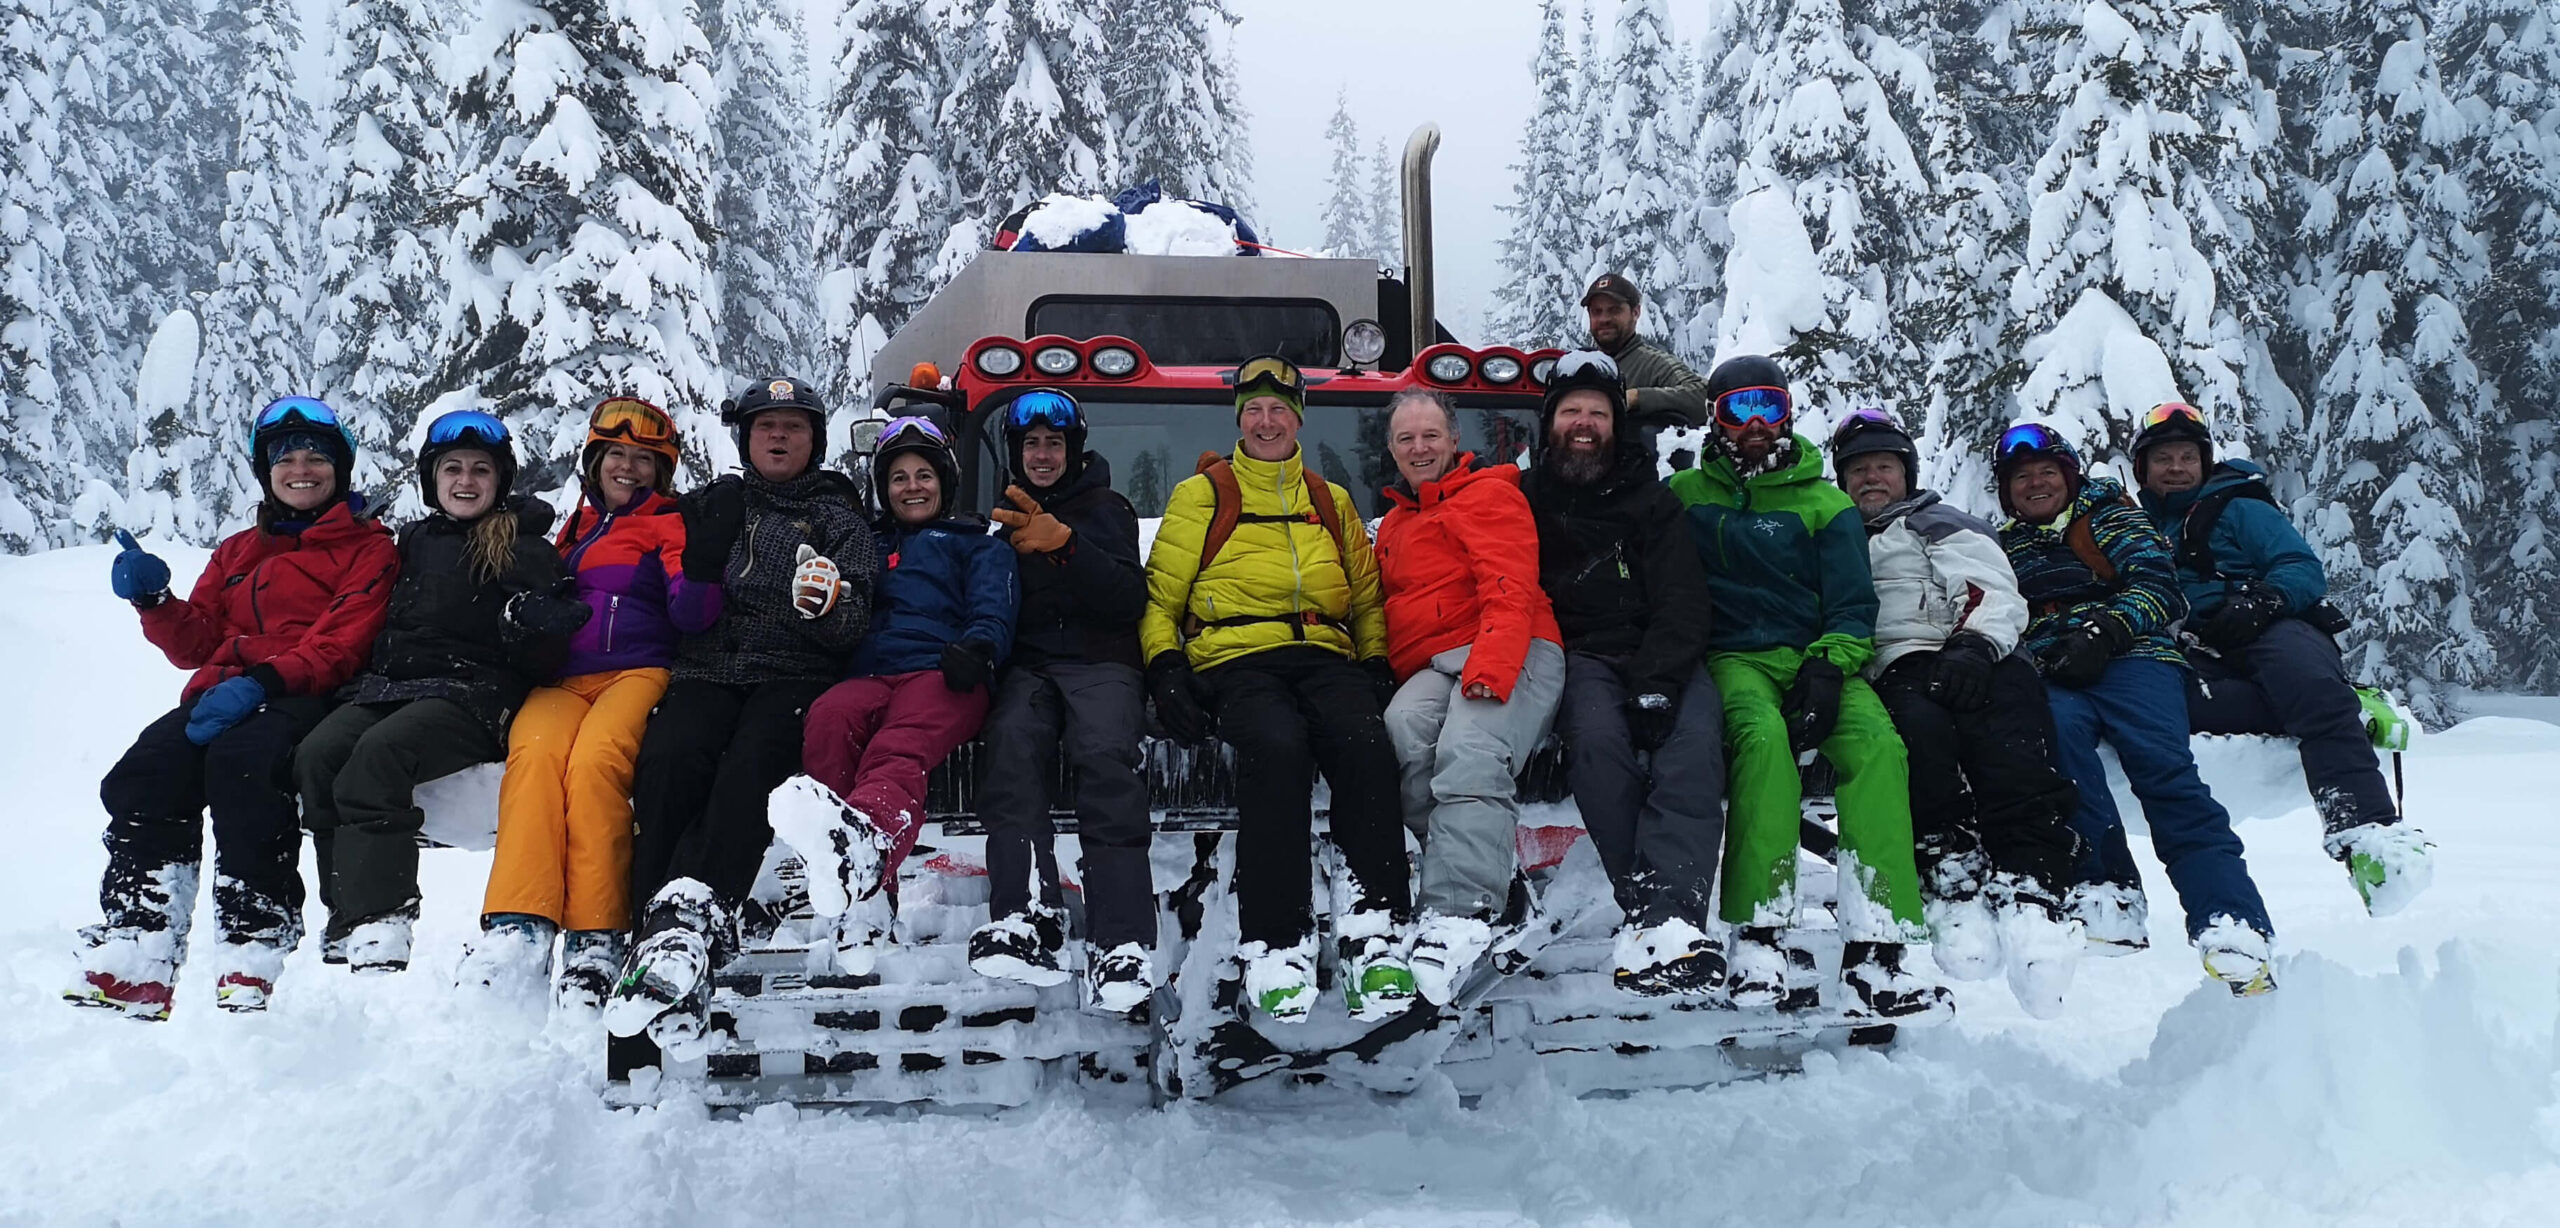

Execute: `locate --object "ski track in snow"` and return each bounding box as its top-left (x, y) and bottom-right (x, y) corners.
top-left (5, 545), bottom-right (2557, 1227)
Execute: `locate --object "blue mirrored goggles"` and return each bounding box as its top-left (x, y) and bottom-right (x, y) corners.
top-left (1006, 390), bottom-right (1083, 432)
top-left (1712, 386), bottom-right (1793, 427)
top-left (249, 396), bottom-right (341, 445)
top-left (1998, 422), bottom-right (2070, 457)
top-left (426, 409), bottom-right (512, 448)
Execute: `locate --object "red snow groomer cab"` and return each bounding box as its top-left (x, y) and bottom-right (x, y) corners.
top-left (604, 127), bottom-right (1932, 1114)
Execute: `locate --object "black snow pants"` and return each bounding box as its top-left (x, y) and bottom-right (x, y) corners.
top-left (99, 695), bottom-right (332, 941)
top-left (977, 661), bottom-right (1155, 950)
top-left (295, 697), bottom-right (501, 937)
top-left (1200, 646), bottom-right (1410, 947)
top-left (1872, 651), bottom-right (2081, 898)
top-left (629, 677), bottom-right (834, 909)
top-left (1554, 653), bottom-right (1728, 928)
top-left (2186, 616), bottom-right (2398, 833)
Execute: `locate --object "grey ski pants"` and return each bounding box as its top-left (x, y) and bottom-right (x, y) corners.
top-left (1384, 640), bottom-right (1567, 918)
top-left (1555, 653), bottom-right (1728, 927)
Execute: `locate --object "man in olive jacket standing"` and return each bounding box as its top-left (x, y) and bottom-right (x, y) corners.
top-left (1580, 273), bottom-right (1707, 430)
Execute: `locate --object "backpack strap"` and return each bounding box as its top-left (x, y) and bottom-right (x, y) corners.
top-left (1192, 452), bottom-right (1351, 572)
top-left (2039, 493), bottom-right (2138, 618)
top-left (2174, 467), bottom-right (2279, 580)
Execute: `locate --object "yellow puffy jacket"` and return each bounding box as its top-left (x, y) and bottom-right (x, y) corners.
top-left (1141, 445), bottom-right (1388, 671)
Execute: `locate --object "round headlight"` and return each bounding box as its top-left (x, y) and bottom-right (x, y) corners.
top-left (1032, 345), bottom-right (1081, 376)
top-left (1091, 346), bottom-right (1138, 377)
top-left (1481, 355), bottom-right (1524, 384)
top-left (1342, 318), bottom-right (1388, 366)
top-left (1529, 357), bottom-right (1557, 385)
top-left (1425, 353), bottom-right (1472, 383)
top-left (975, 346), bottom-right (1025, 377)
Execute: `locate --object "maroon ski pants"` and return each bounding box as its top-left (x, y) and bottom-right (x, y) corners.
top-left (803, 670), bottom-right (989, 878)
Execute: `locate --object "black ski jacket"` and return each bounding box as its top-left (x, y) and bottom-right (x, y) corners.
top-left (1002, 454), bottom-right (1146, 670)
top-left (674, 468), bottom-right (878, 687)
top-left (1519, 444), bottom-right (1712, 696)
top-left (340, 498), bottom-right (569, 736)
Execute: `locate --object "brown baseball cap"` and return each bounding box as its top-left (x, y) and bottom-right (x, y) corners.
top-left (1581, 273), bottom-right (1640, 309)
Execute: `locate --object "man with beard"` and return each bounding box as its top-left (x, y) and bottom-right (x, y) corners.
top-left (1517, 352), bottom-right (1727, 995)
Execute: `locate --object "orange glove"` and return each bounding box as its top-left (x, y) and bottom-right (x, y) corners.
top-left (990, 485), bottom-right (1073, 554)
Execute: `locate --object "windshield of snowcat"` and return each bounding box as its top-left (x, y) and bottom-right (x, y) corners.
top-left (969, 394), bottom-right (1541, 519)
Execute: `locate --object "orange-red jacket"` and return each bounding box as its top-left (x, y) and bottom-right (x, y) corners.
top-left (1375, 456), bottom-right (1561, 701)
top-left (139, 499), bottom-right (399, 700)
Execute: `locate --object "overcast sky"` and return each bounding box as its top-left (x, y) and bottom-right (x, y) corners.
top-left (1230, 0), bottom-right (1722, 340)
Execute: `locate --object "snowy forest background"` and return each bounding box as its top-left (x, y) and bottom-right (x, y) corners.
top-left (2, 0), bottom-right (2556, 717)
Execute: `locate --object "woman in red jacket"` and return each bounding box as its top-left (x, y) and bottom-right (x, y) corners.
top-left (70, 397), bottom-right (398, 1020)
top-left (1373, 390), bottom-right (1566, 1006)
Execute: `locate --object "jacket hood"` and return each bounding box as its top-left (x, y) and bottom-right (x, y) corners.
top-left (1861, 488), bottom-right (1942, 532)
top-left (1384, 453), bottom-right (1517, 512)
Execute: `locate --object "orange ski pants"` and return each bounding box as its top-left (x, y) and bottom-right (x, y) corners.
top-left (483, 668), bottom-right (669, 930)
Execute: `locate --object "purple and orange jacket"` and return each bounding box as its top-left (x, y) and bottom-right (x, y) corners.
top-left (552, 489), bottom-right (722, 678)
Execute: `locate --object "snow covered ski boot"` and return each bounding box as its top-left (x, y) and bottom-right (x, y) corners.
top-left (67, 925), bottom-right (181, 1021)
top-left (1239, 939), bottom-right (1318, 1023)
top-left (1924, 894), bottom-right (2002, 982)
top-left (557, 930), bottom-right (625, 1014)
top-left (1988, 875), bottom-right (2081, 1019)
top-left (1724, 926), bottom-right (1788, 1009)
top-left (968, 906), bottom-right (1070, 988)
top-left (342, 905), bottom-right (417, 975)
top-left (1840, 941), bottom-right (1953, 1020)
top-left (2326, 821), bottom-right (2434, 918)
top-left (604, 879), bottom-right (725, 1039)
top-left (767, 774), bottom-right (886, 921)
top-left (455, 913), bottom-right (558, 1002)
top-left (1409, 913), bottom-right (1496, 1006)
top-left (2067, 882), bottom-right (2150, 956)
top-left (1337, 913), bottom-right (1416, 1022)
top-left (2197, 917), bottom-right (2276, 997)
top-left (1085, 943), bottom-right (1155, 1017)
top-left (209, 926), bottom-right (295, 1013)
top-left (1613, 918), bottom-right (1724, 997)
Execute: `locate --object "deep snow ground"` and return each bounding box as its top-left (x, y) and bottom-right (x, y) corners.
top-left (5, 544), bottom-right (2558, 1227)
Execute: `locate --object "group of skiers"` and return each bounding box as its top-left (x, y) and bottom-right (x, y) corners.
top-left (67, 272), bottom-right (2434, 1040)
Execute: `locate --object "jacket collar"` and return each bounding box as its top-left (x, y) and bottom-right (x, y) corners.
top-left (1230, 443), bottom-right (1306, 486)
top-left (1863, 489), bottom-right (1942, 531)
top-left (1027, 453), bottom-right (1114, 509)
top-left (1386, 452), bottom-right (1520, 512)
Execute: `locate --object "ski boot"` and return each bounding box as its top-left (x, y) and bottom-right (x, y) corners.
top-left (1238, 939), bottom-right (1318, 1023)
top-left (1338, 912), bottom-right (1416, 1022)
top-left (343, 905), bottom-right (418, 975)
top-left (2356, 686), bottom-right (2413, 751)
top-left (1923, 894), bottom-right (2002, 982)
top-left (1724, 926), bottom-right (1788, 1009)
top-left (209, 925), bottom-right (295, 1013)
top-left (766, 774), bottom-right (886, 920)
top-left (455, 913), bottom-right (558, 1002)
top-left (831, 883), bottom-right (898, 977)
top-left (2325, 821), bottom-right (2435, 918)
top-left (604, 879), bottom-right (725, 1039)
top-left (1840, 941), bottom-right (1953, 1020)
top-left (2197, 918), bottom-right (2276, 997)
top-left (556, 930), bottom-right (625, 1014)
top-left (1612, 917), bottom-right (1724, 997)
top-left (968, 906), bottom-right (1070, 988)
top-left (2066, 882), bottom-right (2150, 956)
top-left (67, 925), bottom-right (181, 1021)
top-left (1085, 942), bottom-right (1155, 1017)
top-left (1408, 913), bottom-right (1496, 1006)
top-left (1988, 874), bottom-right (2081, 1020)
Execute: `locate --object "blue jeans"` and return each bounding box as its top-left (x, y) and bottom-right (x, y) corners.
top-left (2047, 657), bottom-right (2273, 940)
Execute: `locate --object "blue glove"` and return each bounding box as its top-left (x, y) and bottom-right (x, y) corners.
top-left (184, 676), bottom-right (268, 745)
top-left (111, 530), bottom-right (171, 604)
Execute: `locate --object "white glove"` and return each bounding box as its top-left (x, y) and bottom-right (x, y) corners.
top-left (793, 544), bottom-right (841, 619)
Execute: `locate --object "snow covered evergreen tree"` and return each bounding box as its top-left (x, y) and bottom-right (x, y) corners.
top-left (1105, 0), bottom-right (1252, 208)
top-left (814, 0), bottom-right (959, 409)
top-left (96, 0), bottom-right (226, 338)
top-left (183, 0), bottom-right (314, 542)
top-left (2292, 1), bottom-right (2495, 714)
top-left (1316, 87), bottom-right (1371, 260)
top-left (1585, 0), bottom-right (1688, 349)
top-left (38, 0), bottom-right (132, 522)
top-left (2, 0), bottom-right (80, 552)
top-left (708, 0), bottom-right (817, 388)
top-left (311, 0), bottom-right (451, 501)
top-left (936, 0), bottom-right (1116, 264)
top-left (1486, 0), bottom-right (1588, 350)
top-left (1565, 1), bottom-right (1607, 296)
top-left (2007, 0), bottom-right (2274, 469)
top-left (1367, 135), bottom-right (1399, 274)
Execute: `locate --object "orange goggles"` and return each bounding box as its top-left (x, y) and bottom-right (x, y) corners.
top-left (1234, 355), bottom-right (1305, 400)
top-left (591, 397), bottom-right (677, 448)
top-left (2141, 401), bottom-right (2205, 430)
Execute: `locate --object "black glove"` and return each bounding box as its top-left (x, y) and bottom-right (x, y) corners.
top-left (2037, 613), bottom-right (2131, 689)
top-left (1147, 651), bottom-right (1216, 746)
top-left (1624, 691), bottom-right (1677, 752)
top-left (503, 590), bottom-right (594, 638)
top-left (676, 480), bottom-right (746, 581)
top-left (1782, 657), bottom-right (1845, 754)
top-left (1361, 657), bottom-right (1399, 711)
top-left (2197, 583), bottom-right (2286, 651)
top-left (1928, 631), bottom-right (2000, 713)
top-left (939, 638), bottom-right (997, 693)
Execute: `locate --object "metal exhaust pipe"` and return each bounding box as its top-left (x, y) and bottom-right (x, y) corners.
top-left (1400, 123), bottom-right (1441, 352)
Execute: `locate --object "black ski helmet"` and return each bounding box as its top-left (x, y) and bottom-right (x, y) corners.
top-left (722, 376), bottom-right (828, 475)
top-left (2129, 401), bottom-right (2213, 483)
top-left (1704, 354), bottom-right (1792, 412)
top-left (416, 409), bottom-right (519, 515)
top-left (1001, 388), bottom-right (1088, 488)
top-left (1827, 408), bottom-right (1920, 489)
top-left (873, 414), bottom-right (962, 519)
top-left (1536, 350), bottom-right (1635, 467)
